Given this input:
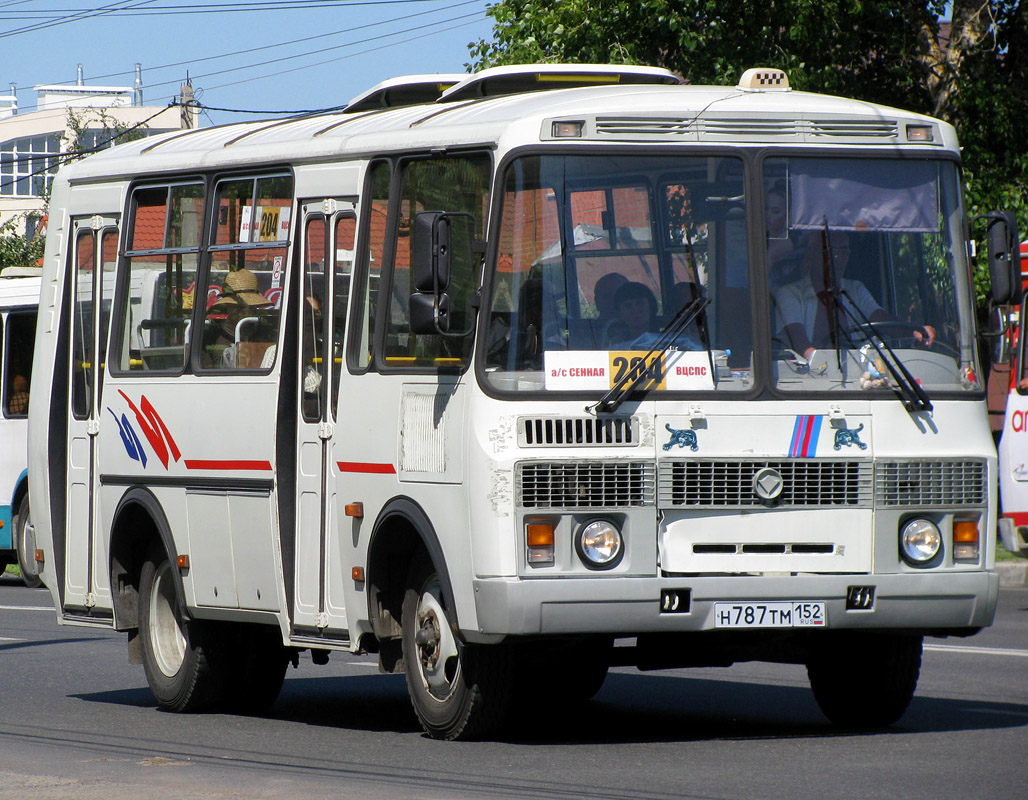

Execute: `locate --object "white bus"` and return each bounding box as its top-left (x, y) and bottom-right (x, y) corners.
top-left (29, 65), bottom-right (1016, 740)
top-left (1, 266), bottom-right (41, 586)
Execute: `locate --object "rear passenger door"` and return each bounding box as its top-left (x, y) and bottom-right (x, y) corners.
top-left (65, 217), bottom-right (118, 613)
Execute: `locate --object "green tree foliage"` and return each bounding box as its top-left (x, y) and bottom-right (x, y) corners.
top-left (470, 0), bottom-right (1028, 303)
top-left (0, 216), bottom-right (44, 272)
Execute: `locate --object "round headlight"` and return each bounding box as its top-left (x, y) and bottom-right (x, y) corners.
top-left (576, 519), bottom-right (624, 569)
top-left (900, 518), bottom-right (942, 565)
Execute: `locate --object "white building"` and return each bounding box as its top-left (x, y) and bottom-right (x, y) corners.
top-left (1, 69), bottom-right (188, 234)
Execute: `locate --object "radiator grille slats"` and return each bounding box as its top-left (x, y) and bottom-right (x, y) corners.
top-left (875, 460), bottom-right (987, 506)
top-left (518, 417), bottom-right (637, 447)
top-left (517, 461), bottom-right (655, 508)
top-left (659, 460), bottom-right (872, 508)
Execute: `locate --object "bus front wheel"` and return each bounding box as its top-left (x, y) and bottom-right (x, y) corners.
top-left (139, 546), bottom-right (224, 712)
top-left (14, 494), bottom-right (41, 589)
top-left (807, 633), bottom-right (922, 728)
top-left (401, 557), bottom-right (513, 740)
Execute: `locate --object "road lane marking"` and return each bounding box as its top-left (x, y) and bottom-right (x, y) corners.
top-left (925, 643), bottom-right (1028, 658)
top-left (0, 637), bottom-right (25, 642)
top-left (0, 605), bottom-right (54, 611)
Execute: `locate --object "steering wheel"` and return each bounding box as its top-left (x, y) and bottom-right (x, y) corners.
top-left (840, 321), bottom-right (958, 359)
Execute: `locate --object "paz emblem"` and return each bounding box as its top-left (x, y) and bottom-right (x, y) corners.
top-left (753, 467), bottom-right (784, 503)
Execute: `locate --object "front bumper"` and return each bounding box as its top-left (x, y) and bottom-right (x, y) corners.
top-left (471, 570), bottom-right (999, 638)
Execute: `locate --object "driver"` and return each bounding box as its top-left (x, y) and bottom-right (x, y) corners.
top-left (774, 232), bottom-right (936, 359)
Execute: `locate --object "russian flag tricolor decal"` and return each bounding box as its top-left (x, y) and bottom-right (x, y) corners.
top-left (789, 415), bottom-right (823, 458)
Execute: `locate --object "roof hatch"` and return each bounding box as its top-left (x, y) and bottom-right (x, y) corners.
top-left (439, 63), bottom-right (681, 102)
top-left (345, 74), bottom-right (466, 113)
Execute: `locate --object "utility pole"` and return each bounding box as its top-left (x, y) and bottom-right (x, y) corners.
top-left (180, 75), bottom-right (196, 129)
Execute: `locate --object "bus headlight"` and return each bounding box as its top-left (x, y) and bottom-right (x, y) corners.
top-left (900, 518), bottom-right (942, 566)
top-left (575, 519), bottom-right (624, 569)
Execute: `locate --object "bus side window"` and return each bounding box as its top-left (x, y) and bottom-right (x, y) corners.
top-left (3, 311), bottom-right (35, 417)
top-left (117, 182), bottom-right (204, 373)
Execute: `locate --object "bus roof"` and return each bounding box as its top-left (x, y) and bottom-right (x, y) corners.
top-left (0, 271), bottom-right (42, 307)
top-left (55, 65), bottom-right (955, 185)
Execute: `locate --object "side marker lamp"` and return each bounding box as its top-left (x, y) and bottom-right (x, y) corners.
top-left (34, 549), bottom-right (45, 565)
top-left (526, 519), bottom-right (556, 566)
top-left (552, 120), bottom-right (584, 138)
top-left (953, 519), bottom-right (980, 562)
top-left (906, 125), bottom-right (934, 142)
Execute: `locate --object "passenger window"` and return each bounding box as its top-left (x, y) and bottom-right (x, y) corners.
top-left (3, 311), bottom-right (35, 418)
top-left (117, 183), bottom-right (204, 372)
top-left (200, 174), bottom-right (291, 371)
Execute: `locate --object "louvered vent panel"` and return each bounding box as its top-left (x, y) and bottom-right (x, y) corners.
top-left (659, 460), bottom-right (872, 508)
top-left (595, 116), bottom-right (692, 136)
top-left (518, 417), bottom-right (637, 447)
top-left (810, 119), bottom-right (898, 138)
top-left (517, 461), bottom-right (655, 508)
top-left (875, 460), bottom-right (987, 506)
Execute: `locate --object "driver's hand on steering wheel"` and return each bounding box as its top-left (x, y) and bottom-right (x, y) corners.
top-left (913, 324), bottom-right (936, 347)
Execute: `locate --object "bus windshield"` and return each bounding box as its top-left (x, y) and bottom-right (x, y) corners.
top-left (482, 153), bottom-right (979, 398)
top-left (483, 153), bottom-right (753, 394)
top-left (766, 156), bottom-right (977, 396)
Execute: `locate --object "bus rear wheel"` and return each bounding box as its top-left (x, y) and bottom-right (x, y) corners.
top-left (14, 494), bottom-right (41, 589)
top-left (807, 633), bottom-right (922, 728)
top-left (401, 558), bottom-right (513, 740)
top-left (139, 546), bottom-right (224, 712)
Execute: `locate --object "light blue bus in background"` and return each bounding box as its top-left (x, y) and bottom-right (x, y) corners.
top-left (0, 266), bottom-right (41, 587)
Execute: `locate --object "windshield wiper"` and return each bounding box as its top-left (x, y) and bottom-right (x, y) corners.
top-left (587, 295), bottom-right (710, 415)
top-left (818, 220), bottom-right (932, 413)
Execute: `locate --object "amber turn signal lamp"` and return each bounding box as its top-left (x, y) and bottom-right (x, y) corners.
top-left (953, 521), bottom-right (978, 543)
top-left (344, 502), bottom-right (364, 518)
top-left (34, 549), bottom-right (45, 564)
top-left (176, 554), bottom-right (190, 569)
top-left (352, 567), bottom-right (365, 582)
top-left (526, 519), bottom-right (556, 566)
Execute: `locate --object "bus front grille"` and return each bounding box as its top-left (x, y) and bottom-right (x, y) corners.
top-left (659, 459), bottom-right (872, 508)
top-left (517, 461), bottom-right (656, 508)
top-left (874, 459), bottom-right (987, 506)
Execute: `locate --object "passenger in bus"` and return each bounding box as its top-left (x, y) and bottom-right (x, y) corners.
top-left (592, 272), bottom-right (628, 344)
top-left (206, 268), bottom-right (274, 369)
top-left (608, 281), bottom-right (704, 351)
top-left (7, 374), bottom-right (29, 415)
top-left (774, 232), bottom-right (936, 359)
top-left (260, 294), bottom-right (323, 396)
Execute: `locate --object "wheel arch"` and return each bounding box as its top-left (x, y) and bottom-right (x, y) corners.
top-left (108, 486), bottom-right (181, 632)
top-left (365, 496), bottom-right (455, 647)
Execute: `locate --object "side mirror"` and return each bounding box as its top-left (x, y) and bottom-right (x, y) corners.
top-left (412, 211), bottom-right (450, 293)
top-left (409, 291), bottom-right (450, 334)
top-left (984, 211), bottom-right (1021, 305)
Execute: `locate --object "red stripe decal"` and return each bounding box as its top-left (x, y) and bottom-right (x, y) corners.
top-left (800, 415), bottom-right (814, 457)
top-left (184, 460), bottom-right (273, 471)
top-left (337, 461), bottom-right (396, 474)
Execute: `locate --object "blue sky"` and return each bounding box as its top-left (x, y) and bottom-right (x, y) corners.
top-left (0, 0), bottom-right (495, 125)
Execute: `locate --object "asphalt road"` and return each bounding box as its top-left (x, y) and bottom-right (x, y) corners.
top-left (1, 573), bottom-right (1025, 800)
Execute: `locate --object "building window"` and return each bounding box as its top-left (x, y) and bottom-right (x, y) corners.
top-left (0, 134), bottom-right (61, 197)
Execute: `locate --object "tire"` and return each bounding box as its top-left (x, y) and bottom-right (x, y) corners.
top-left (14, 494), bottom-right (41, 589)
top-left (807, 633), bottom-right (922, 728)
top-left (401, 557), bottom-right (514, 740)
top-left (139, 545), bottom-right (225, 712)
top-left (220, 624), bottom-right (289, 714)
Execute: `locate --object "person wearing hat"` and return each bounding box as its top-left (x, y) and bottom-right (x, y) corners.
top-left (205, 268), bottom-right (272, 368)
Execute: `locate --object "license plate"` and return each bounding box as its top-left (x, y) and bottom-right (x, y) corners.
top-left (714, 601), bottom-right (826, 629)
